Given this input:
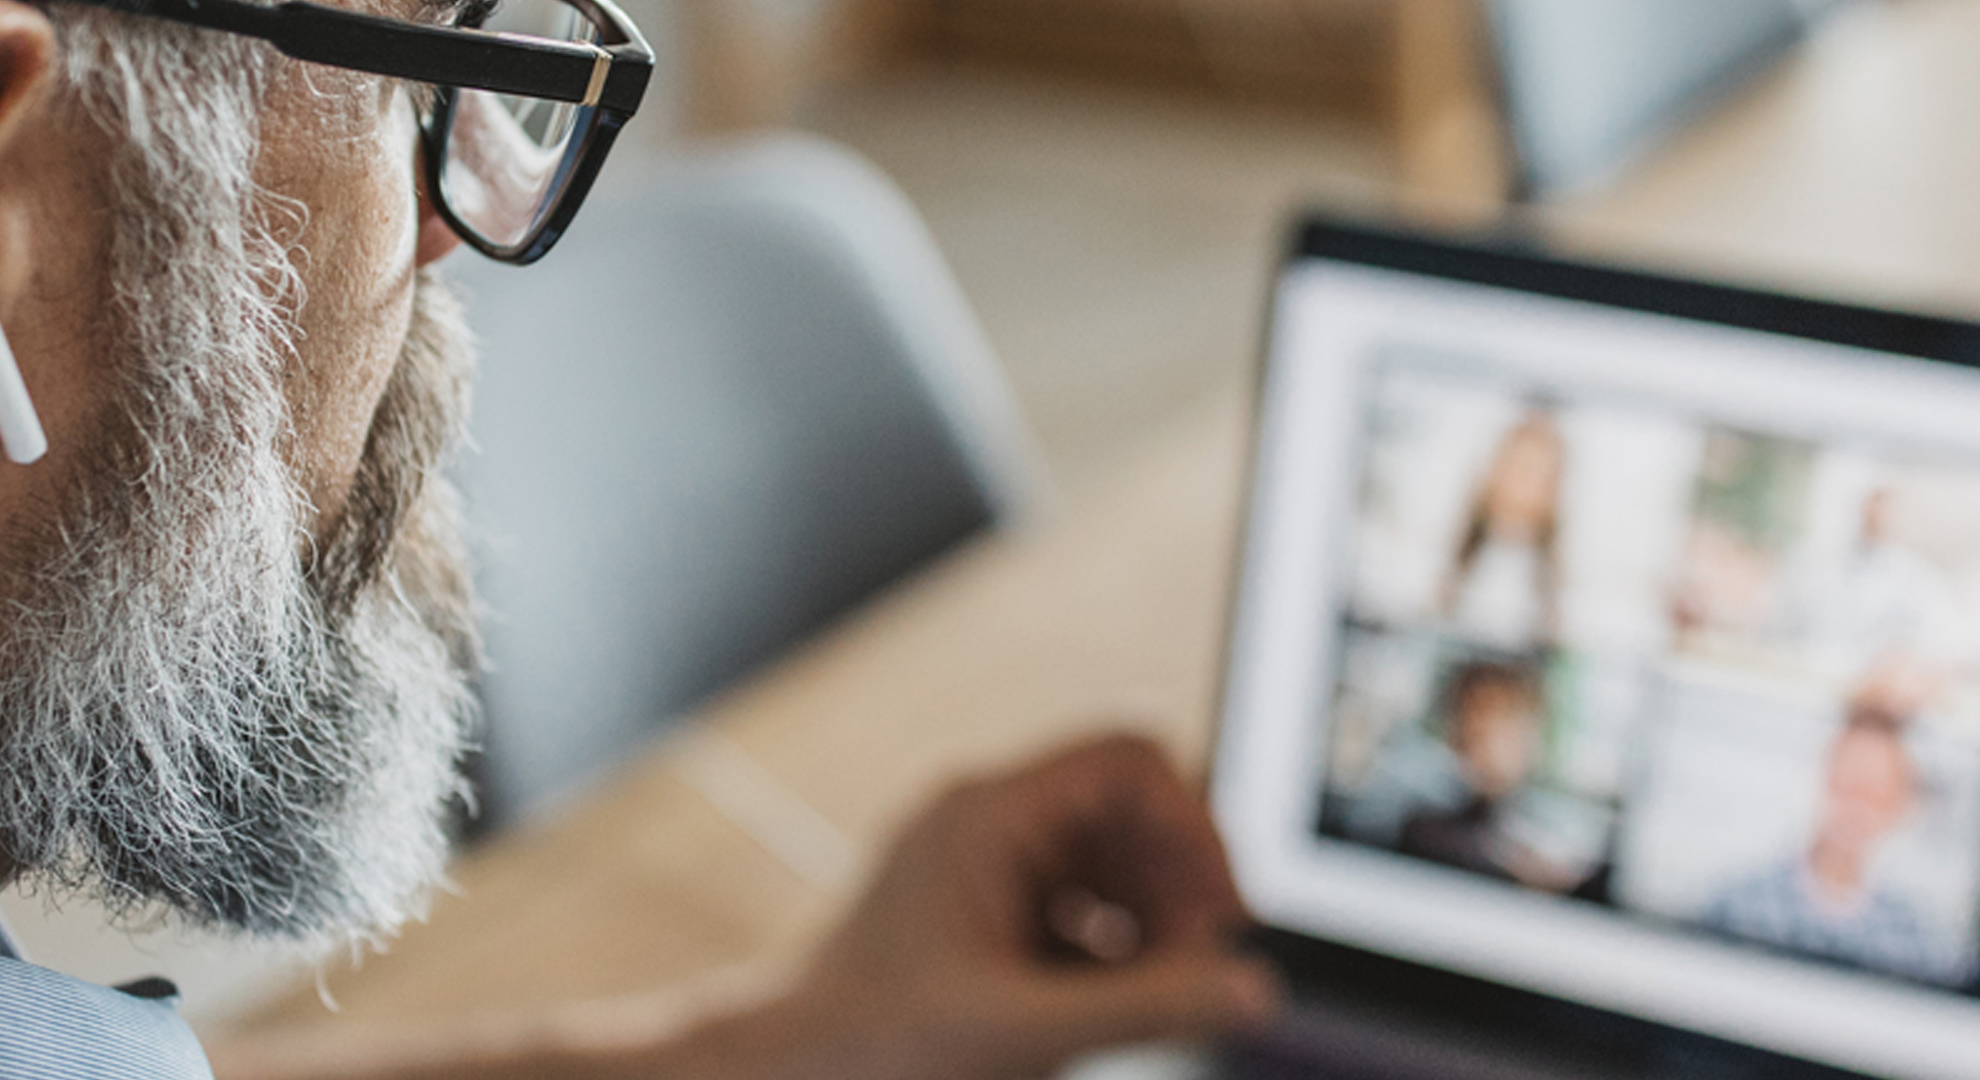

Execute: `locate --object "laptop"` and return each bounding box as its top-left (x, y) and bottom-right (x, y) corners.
top-left (1210, 218), bottom-right (1980, 1080)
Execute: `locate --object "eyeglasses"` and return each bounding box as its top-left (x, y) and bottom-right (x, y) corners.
top-left (59, 0), bottom-right (654, 264)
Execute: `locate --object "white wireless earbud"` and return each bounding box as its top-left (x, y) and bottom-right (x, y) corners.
top-left (0, 321), bottom-right (46, 465)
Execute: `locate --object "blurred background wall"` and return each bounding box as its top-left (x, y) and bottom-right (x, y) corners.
top-left (600, 0), bottom-right (1972, 494)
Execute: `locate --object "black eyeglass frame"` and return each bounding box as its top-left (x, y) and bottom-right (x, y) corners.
top-left (56, 0), bottom-right (655, 264)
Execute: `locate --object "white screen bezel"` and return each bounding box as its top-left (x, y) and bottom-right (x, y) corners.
top-left (1214, 258), bottom-right (1980, 1080)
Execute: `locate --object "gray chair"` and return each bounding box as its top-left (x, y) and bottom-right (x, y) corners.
top-left (451, 136), bottom-right (1042, 828)
top-left (1488, 0), bottom-right (1811, 195)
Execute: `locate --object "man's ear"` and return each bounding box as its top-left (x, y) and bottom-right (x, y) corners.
top-left (0, 0), bottom-right (52, 304)
top-left (0, 0), bottom-right (52, 157)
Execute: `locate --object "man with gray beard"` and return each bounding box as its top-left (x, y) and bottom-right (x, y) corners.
top-left (0, 0), bottom-right (1280, 1076)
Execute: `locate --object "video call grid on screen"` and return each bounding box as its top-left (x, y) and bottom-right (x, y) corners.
top-left (1215, 254), bottom-right (1980, 1080)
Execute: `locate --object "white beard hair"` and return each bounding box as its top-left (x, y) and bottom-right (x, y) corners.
top-left (0, 8), bottom-right (483, 957)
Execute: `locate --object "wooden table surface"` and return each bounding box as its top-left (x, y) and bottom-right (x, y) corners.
top-left (239, 395), bottom-right (1255, 1030)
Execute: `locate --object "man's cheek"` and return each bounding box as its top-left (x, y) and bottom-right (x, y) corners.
top-left (378, 87), bottom-right (423, 268)
top-left (258, 70), bottom-right (415, 218)
top-left (256, 74), bottom-right (424, 528)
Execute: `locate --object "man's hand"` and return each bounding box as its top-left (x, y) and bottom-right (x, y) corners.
top-left (765, 734), bottom-right (1282, 1080)
top-left (207, 735), bottom-right (1279, 1080)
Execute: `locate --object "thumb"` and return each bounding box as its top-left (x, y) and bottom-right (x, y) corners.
top-left (1003, 952), bottom-right (1282, 1068)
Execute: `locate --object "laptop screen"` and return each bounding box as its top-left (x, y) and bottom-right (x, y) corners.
top-left (1215, 222), bottom-right (1980, 1080)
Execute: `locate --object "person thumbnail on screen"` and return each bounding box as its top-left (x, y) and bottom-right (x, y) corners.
top-left (1347, 355), bottom-right (1698, 663)
top-left (1319, 640), bottom-right (1617, 898)
top-left (1666, 438), bottom-right (1980, 681)
top-left (1397, 659), bottom-right (1568, 887)
top-left (1668, 430), bottom-right (1815, 652)
top-left (1441, 411), bottom-right (1564, 650)
top-left (1794, 484), bottom-right (1969, 678)
top-left (1699, 661), bottom-right (1978, 987)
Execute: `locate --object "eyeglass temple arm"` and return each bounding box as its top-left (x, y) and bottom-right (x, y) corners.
top-left (77, 0), bottom-right (650, 113)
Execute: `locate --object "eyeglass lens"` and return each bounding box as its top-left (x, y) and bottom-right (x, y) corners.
top-left (437, 0), bottom-right (600, 250)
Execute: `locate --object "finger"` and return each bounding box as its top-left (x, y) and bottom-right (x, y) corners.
top-left (994, 951), bottom-right (1283, 1072)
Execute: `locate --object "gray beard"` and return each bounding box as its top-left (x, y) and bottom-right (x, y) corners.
top-left (0, 12), bottom-right (482, 953)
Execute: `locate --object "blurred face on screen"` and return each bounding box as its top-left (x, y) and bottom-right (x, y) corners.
top-left (1453, 671), bottom-right (1542, 801)
top-left (1481, 415), bottom-right (1563, 540)
top-left (1859, 488), bottom-right (1896, 548)
top-left (1817, 723), bottom-right (1915, 874)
